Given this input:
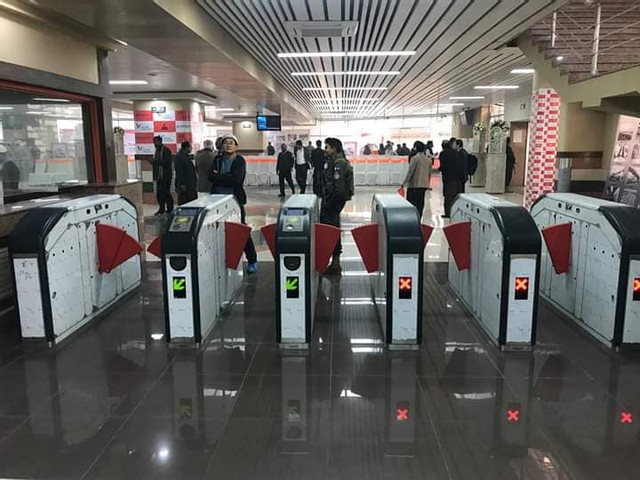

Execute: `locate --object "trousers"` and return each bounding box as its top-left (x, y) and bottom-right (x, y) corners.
top-left (278, 171), bottom-right (295, 195)
top-left (295, 164), bottom-right (309, 194)
top-left (240, 206), bottom-right (257, 264)
top-left (406, 187), bottom-right (427, 220)
top-left (156, 182), bottom-right (174, 213)
top-left (320, 200), bottom-right (346, 256)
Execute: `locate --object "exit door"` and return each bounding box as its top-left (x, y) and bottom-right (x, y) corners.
top-left (509, 122), bottom-right (528, 187)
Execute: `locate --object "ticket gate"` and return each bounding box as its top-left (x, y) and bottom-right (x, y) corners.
top-left (443, 194), bottom-right (541, 349)
top-left (530, 193), bottom-right (640, 348)
top-left (150, 195), bottom-right (251, 344)
top-left (352, 194), bottom-right (431, 347)
top-left (261, 195), bottom-right (340, 347)
top-left (9, 195), bottom-right (142, 344)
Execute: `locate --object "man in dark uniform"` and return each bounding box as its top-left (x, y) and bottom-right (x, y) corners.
top-left (439, 139), bottom-right (466, 218)
top-left (311, 139), bottom-right (325, 195)
top-left (276, 143), bottom-right (295, 198)
top-left (150, 135), bottom-right (173, 215)
top-left (320, 137), bottom-right (354, 276)
top-left (174, 140), bottom-right (197, 205)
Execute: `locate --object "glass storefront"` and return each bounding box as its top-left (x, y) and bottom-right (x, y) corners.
top-left (0, 88), bottom-right (94, 203)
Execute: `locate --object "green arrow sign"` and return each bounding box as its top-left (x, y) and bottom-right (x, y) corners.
top-left (173, 278), bottom-right (186, 290)
top-left (285, 277), bottom-right (298, 290)
top-left (173, 276), bottom-right (186, 299)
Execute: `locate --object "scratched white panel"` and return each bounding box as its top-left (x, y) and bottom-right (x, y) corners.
top-left (13, 257), bottom-right (45, 339)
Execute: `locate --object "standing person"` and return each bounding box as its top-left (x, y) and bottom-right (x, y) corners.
top-left (385, 141), bottom-right (395, 155)
top-left (320, 137), bottom-right (354, 275)
top-left (266, 142), bottom-right (275, 156)
top-left (395, 144), bottom-right (403, 156)
top-left (174, 141), bottom-right (197, 205)
top-left (294, 140), bottom-right (310, 194)
top-left (150, 135), bottom-right (173, 215)
top-left (305, 140), bottom-right (314, 158)
top-left (363, 144), bottom-right (372, 155)
top-left (311, 139), bottom-right (325, 195)
top-left (195, 139), bottom-right (215, 198)
top-left (276, 143), bottom-right (295, 198)
top-left (505, 137), bottom-right (516, 188)
top-left (208, 134), bottom-right (258, 274)
top-left (402, 141), bottom-right (432, 220)
top-left (439, 140), bottom-right (465, 218)
top-left (454, 139), bottom-right (469, 192)
top-left (379, 143), bottom-right (385, 155)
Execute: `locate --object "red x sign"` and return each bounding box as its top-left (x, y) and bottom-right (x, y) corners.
top-left (507, 408), bottom-right (520, 423)
top-left (397, 408), bottom-right (409, 421)
top-left (399, 277), bottom-right (412, 291)
top-left (515, 277), bottom-right (528, 291)
top-left (621, 412), bottom-right (633, 424)
top-left (634, 279), bottom-right (640, 292)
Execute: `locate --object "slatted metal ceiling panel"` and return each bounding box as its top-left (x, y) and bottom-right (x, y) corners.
top-left (198, 0), bottom-right (568, 119)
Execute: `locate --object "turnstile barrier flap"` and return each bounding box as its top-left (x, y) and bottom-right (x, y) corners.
top-left (541, 222), bottom-right (572, 274)
top-left (421, 224), bottom-right (434, 249)
top-left (443, 221), bottom-right (471, 270)
top-left (261, 223), bottom-right (277, 257)
top-left (147, 236), bottom-right (162, 258)
top-left (315, 224), bottom-right (340, 273)
top-left (96, 223), bottom-right (143, 273)
top-left (225, 221), bottom-right (251, 269)
top-left (352, 223), bottom-right (379, 273)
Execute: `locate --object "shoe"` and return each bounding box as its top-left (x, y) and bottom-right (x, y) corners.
top-left (324, 256), bottom-right (342, 275)
top-left (166, 209), bottom-right (174, 215)
top-left (154, 210), bottom-right (164, 216)
top-left (278, 194), bottom-right (285, 198)
top-left (441, 214), bottom-right (450, 218)
top-left (247, 262), bottom-right (258, 274)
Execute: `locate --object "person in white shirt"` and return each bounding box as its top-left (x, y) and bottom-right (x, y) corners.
top-left (293, 140), bottom-right (310, 194)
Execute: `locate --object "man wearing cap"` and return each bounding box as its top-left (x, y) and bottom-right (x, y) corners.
top-left (209, 134), bottom-right (258, 274)
top-left (195, 139), bottom-right (215, 198)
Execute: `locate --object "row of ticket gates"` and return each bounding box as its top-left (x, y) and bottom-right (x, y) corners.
top-left (7, 190), bottom-right (640, 351)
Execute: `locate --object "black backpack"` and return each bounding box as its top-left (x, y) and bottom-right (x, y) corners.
top-left (467, 153), bottom-right (478, 176)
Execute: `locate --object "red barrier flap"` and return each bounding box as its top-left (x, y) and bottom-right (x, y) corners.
top-left (541, 222), bottom-right (572, 274)
top-left (443, 221), bottom-right (471, 270)
top-left (421, 224), bottom-right (434, 250)
top-left (351, 223), bottom-right (379, 272)
top-left (315, 223), bottom-right (341, 273)
top-left (225, 221), bottom-right (251, 269)
top-left (96, 223), bottom-right (143, 273)
top-left (147, 236), bottom-right (162, 258)
top-left (260, 223), bottom-right (277, 257)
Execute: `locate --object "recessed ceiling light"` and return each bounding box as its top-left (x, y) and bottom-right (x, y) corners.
top-left (32, 98), bottom-right (70, 102)
top-left (0, 106), bottom-right (14, 110)
top-left (473, 85), bottom-right (519, 90)
top-left (303, 87), bottom-right (387, 91)
top-left (210, 108), bottom-right (234, 112)
top-left (109, 80), bottom-right (149, 85)
top-left (278, 52), bottom-right (345, 58)
top-left (310, 98), bottom-right (379, 102)
top-left (292, 71), bottom-right (400, 77)
top-left (556, 56), bottom-right (564, 61)
top-left (115, 38), bottom-right (128, 46)
top-left (450, 96), bottom-right (485, 100)
top-left (347, 50), bottom-right (416, 57)
top-left (511, 68), bottom-right (535, 74)
top-left (26, 111), bottom-right (43, 115)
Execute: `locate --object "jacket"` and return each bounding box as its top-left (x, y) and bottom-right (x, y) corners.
top-left (439, 148), bottom-right (465, 183)
top-left (276, 151), bottom-right (294, 173)
top-left (311, 147), bottom-right (325, 170)
top-left (294, 147), bottom-right (310, 169)
top-left (152, 145), bottom-right (173, 185)
top-left (174, 149), bottom-right (197, 190)
top-left (208, 153), bottom-right (248, 205)
top-left (195, 147), bottom-right (215, 192)
top-left (321, 153), bottom-right (354, 210)
top-left (403, 152), bottom-right (432, 188)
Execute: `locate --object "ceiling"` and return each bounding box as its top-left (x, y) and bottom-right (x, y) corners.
top-left (197, 0), bottom-right (569, 119)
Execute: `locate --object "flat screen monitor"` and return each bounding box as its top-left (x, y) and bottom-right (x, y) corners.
top-left (256, 115), bottom-right (282, 131)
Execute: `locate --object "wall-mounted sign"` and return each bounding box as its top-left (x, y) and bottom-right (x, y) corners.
top-left (242, 121), bottom-right (252, 129)
top-left (151, 106), bottom-right (166, 114)
top-left (604, 115), bottom-right (640, 207)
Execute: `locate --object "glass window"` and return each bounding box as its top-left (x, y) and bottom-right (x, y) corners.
top-left (0, 90), bottom-right (90, 203)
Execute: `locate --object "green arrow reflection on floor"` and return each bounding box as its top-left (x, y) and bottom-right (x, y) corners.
top-left (285, 277), bottom-right (298, 290)
top-left (173, 278), bottom-right (186, 290)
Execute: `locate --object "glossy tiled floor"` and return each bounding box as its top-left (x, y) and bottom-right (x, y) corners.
top-left (2, 182), bottom-right (640, 479)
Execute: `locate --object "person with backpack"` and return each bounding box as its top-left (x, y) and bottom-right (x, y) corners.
top-left (402, 141), bottom-right (432, 220)
top-left (320, 137), bottom-right (354, 276)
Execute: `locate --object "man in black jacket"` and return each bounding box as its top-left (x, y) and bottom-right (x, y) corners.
top-left (439, 140), bottom-right (466, 218)
top-left (209, 134), bottom-right (258, 274)
top-left (311, 139), bottom-right (325, 195)
top-left (276, 143), bottom-right (295, 198)
top-left (175, 141), bottom-right (197, 205)
top-left (150, 135), bottom-right (173, 215)
top-left (454, 139), bottom-right (469, 193)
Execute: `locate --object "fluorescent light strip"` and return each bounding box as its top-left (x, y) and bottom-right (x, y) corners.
top-left (109, 80), bottom-right (149, 85)
top-left (510, 68), bottom-right (535, 74)
top-left (303, 87), bottom-right (387, 92)
top-left (32, 98), bottom-right (70, 102)
top-left (278, 51), bottom-right (415, 58)
top-left (292, 71), bottom-right (400, 77)
top-left (210, 108), bottom-right (234, 112)
top-left (474, 85), bottom-right (519, 90)
top-left (310, 98), bottom-right (379, 102)
top-left (0, 107), bottom-right (13, 110)
top-left (450, 96), bottom-right (484, 100)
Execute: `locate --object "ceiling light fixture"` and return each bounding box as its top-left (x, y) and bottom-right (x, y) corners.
top-left (511, 68), bottom-right (535, 74)
top-left (556, 56), bottom-right (564, 61)
top-left (292, 71), bottom-right (400, 77)
top-left (278, 52), bottom-right (345, 58)
top-left (303, 87), bottom-right (387, 92)
top-left (278, 51), bottom-right (415, 58)
top-left (310, 98), bottom-right (379, 102)
top-left (0, 106), bottom-right (14, 110)
top-left (473, 85), bottom-right (519, 90)
top-left (109, 80), bottom-right (149, 85)
top-left (32, 98), bottom-right (70, 102)
top-left (449, 96), bottom-right (485, 100)
top-left (210, 108), bottom-right (234, 112)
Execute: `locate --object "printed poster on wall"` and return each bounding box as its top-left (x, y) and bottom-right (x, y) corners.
top-left (604, 115), bottom-right (640, 207)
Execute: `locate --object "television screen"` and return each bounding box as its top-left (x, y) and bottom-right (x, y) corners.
top-left (256, 115), bottom-right (282, 131)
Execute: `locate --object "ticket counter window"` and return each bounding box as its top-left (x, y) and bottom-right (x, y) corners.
top-left (0, 90), bottom-right (89, 203)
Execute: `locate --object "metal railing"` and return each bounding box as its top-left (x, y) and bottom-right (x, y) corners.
top-left (540, 2), bottom-right (640, 76)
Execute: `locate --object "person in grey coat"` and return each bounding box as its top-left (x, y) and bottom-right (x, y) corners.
top-left (195, 139), bottom-right (215, 198)
top-left (402, 141), bottom-right (433, 220)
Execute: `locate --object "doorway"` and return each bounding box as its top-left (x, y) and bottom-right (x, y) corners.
top-left (509, 122), bottom-right (528, 187)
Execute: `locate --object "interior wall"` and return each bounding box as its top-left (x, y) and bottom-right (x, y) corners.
top-left (504, 86), bottom-right (533, 122)
top-left (232, 120), bottom-right (264, 151)
top-left (558, 101), bottom-right (607, 152)
top-left (0, 14), bottom-right (99, 84)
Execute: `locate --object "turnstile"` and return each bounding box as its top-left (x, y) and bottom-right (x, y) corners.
top-left (261, 195), bottom-right (340, 347)
top-left (156, 195), bottom-right (249, 344)
top-left (9, 194), bottom-right (142, 344)
top-left (352, 194), bottom-right (430, 347)
top-left (444, 194), bottom-right (541, 348)
top-left (531, 193), bottom-right (640, 348)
